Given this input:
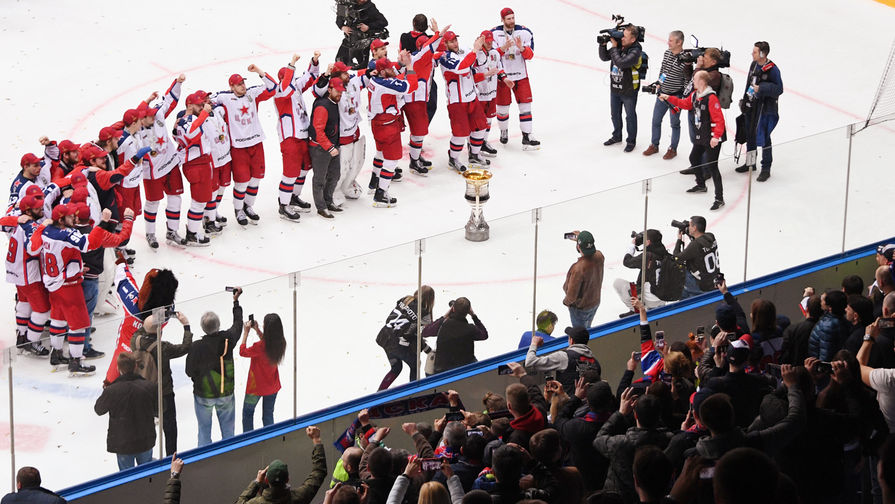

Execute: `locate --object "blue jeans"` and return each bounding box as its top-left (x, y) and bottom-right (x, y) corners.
top-left (194, 394), bottom-right (235, 447)
top-left (569, 304), bottom-right (599, 329)
top-left (651, 96), bottom-right (681, 149)
top-left (243, 392), bottom-right (278, 432)
top-left (610, 93), bottom-right (638, 144)
top-left (680, 270), bottom-right (710, 300)
top-left (755, 114), bottom-right (778, 172)
top-left (116, 450), bottom-right (153, 471)
top-left (82, 277), bottom-right (99, 349)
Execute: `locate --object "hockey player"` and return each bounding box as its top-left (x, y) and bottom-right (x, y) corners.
top-left (203, 96), bottom-right (231, 234)
top-left (272, 52), bottom-right (322, 221)
top-left (175, 94), bottom-right (215, 246)
top-left (3, 192), bottom-right (51, 356)
top-left (474, 30), bottom-right (512, 156)
top-left (29, 197), bottom-right (139, 374)
top-left (491, 8), bottom-right (540, 149)
top-left (116, 113), bottom-right (146, 221)
top-left (366, 39), bottom-right (404, 187)
top-left (438, 31), bottom-right (499, 172)
top-left (211, 65), bottom-right (276, 226)
top-left (314, 62), bottom-right (368, 203)
top-left (43, 139), bottom-right (80, 182)
top-left (137, 76), bottom-right (186, 248)
top-left (8, 153), bottom-right (46, 212)
top-left (368, 53), bottom-right (419, 207)
top-left (404, 19), bottom-right (446, 176)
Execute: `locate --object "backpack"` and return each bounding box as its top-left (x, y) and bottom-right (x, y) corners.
top-left (635, 52), bottom-right (649, 84)
top-left (718, 73), bottom-right (735, 109)
top-left (133, 335), bottom-right (159, 384)
top-left (653, 254), bottom-right (686, 302)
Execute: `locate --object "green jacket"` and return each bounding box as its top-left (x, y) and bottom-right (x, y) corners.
top-left (185, 303), bottom-right (242, 398)
top-left (236, 443), bottom-right (327, 504)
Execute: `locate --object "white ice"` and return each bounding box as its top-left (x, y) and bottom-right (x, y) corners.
top-left (1, 0), bottom-right (894, 492)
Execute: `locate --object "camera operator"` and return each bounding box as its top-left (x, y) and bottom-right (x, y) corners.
top-left (671, 216), bottom-right (720, 299)
top-left (335, 0), bottom-right (389, 70)
top-left (735, 41), bottom-right (783, 182)
top-left (599, 25), bottom-right (643, 152)
top-left (643, 31), bottom-right (691, 160)
top-left (679, 49), bottom-right (722, 157)
top-left (661, 70), bottom-right (727, 211)
top-left (613, 229), bottom-right (671, 317)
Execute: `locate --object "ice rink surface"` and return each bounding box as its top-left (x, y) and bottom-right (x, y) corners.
top-left (1, 0), bottom-right (895, 491)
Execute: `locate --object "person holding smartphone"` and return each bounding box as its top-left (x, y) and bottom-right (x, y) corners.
top-left (422, 297), bottom-right (488, 374)
top-left (239, 312), bottom-right (287, 432)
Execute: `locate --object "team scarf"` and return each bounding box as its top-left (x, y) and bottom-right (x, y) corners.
top-left (333, 392), bottom-right (464, 452)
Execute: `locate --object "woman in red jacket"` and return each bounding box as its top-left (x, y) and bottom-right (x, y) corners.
top-left (239, 313), bottom-right (286, 432)
top-left (660, 70), bottom-right (727, 211)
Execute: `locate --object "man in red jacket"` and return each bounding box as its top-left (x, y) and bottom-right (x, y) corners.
top-left (660, 70), bottom-right (727, 211)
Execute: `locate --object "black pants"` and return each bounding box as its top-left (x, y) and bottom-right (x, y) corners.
top-left (162, 393), bottom-right (177, 456)
top-left (427, 80), bottom-right (438, 124)
top-left (377, 350), bottom-right (419, 390)
top-left (691, 143), bottom-right (723, 201)
top-left (309, 145), bottom-right (341, 210)
top-left (336, 38), bottom-right (371, 70)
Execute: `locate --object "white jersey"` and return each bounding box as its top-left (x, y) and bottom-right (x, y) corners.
top-left (273, 61), bottom-right (320, 141)
top-left (38, 225), bottom-right (93, 292)
top-left (212, 75), bottom-right (276, 149)
top-left (407, 36), bottom-right (442, 103)
top-left (475, 48), bottom-right (503, 100)
top-left (174, 110), bottom-right (212, 162)
top-left (139, 79), bottom-right (182, 180)
top-left (339, 74), bottom-right (367, 139)
top-left (438, 49), bottom-right (479, 105)
top-left (490, 25), bottom-right (534, 81)
top-left (368, 75), bottom-right (417, 118)
top-left (207, 105), bottom-right (232, 168)
top-left (4, 220), bottom-right (42, 286)
top-left (118, 130), bottom-right (145, 189)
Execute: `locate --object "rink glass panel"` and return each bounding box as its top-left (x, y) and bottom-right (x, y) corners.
top-left (843, 120), bottom-right (895, 251)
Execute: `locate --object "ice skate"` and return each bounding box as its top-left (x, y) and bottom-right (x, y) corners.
top-left (344, 182), bottom-right (363, 199)
top-left (204, 218), bottom-right (223, 236)
top-left (165, 230), bottom-right (187, 247)
top-left (373, 188), bottom-right (397, 208)
top-left (420, 157), bottom-right (433, 167)
top-left (499, 130), bottom-right (508, 145)
top-left (185, 231), bottom-right (211, 247)
top-left (392, 168), bottom-right (403, 183)
top-left (522, 133), bottom-right (541, 151)
top-left (22, 339), bottom-right (49, 357)
top-left (83, 347), bottom-right (105, 359)
top-left (234, 209), bottom-right (249, 226)
top-left (480, 142), bottom-right (498, 157)
top-left (409, 158), bottom-right (429, 177)
top-left (68, 357), bottom-right (96, 377)
top-left (289, 195), bottom-right (312, 213)
top-left (146, 233), bottom-right (159, 249)
top-left (368, 173), bottom-right (379, 194)
top-left (243, 206), bottom-right (260, 224)
top-left (216, 215), bottom-right (228, 226)
top-left (50, 349), bottom-right (70, 370)
top-left (468, 152), bottom-right (491, 168)
top-left (448, 156), bottom-right (468, 174)
top-left (278, 204), bottom-right (301, 222)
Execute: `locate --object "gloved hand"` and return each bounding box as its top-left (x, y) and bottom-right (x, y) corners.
top-left (132, 146), bottom-right (152, 163)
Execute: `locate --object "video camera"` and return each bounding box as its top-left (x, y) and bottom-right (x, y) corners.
top-left (675, 35), bottom-right (731, 68)
top-left (671, 219), bottom-right (690, 237)
top-left (630, 230), bottom-right (644, 248)
top-left (641, 82), bottom-right (660, 95)
top-left (596, 15), bottom-right (645, 45)
top-left (334, 0), bottom-right (389, 50)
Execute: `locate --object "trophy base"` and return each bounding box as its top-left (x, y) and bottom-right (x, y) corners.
top-left (465, 218), bottom-right (490, 242)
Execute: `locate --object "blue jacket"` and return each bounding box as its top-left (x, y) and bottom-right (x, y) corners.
top-left (750, 61), bottom-right (783, 116)
top-left (807, 313), bottom-right (848, 361)
top-left (517, 330), bottom-right (557, 349)
top-left (1, 488), bottom-right (66, 504)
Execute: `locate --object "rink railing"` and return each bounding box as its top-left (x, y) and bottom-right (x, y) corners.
top-left (2, 116), bottom-right (894, 494)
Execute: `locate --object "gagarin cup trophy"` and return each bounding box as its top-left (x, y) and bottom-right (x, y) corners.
top-left (462, 169), bottom-right (492, 242)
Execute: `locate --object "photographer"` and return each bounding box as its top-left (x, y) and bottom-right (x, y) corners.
top-left (335, 0), bottom-right (389, 70)
top-left (735, 41), bottom-right (783, 182)
top-left (598, 24), bottom-right (644, 152)
top-left (422, 297), bottom-right (488, 374)
top-left (643, 31), bottom-right (691, 160)
top-left (613, 229), bottom-right (672, 318)
top-left (671, 216), bottom-right (720, 299)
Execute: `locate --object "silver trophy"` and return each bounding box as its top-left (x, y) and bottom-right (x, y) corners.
top-left (462, 169), bottom-right (492, 242)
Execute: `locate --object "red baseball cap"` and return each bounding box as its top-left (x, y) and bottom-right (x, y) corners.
top-left (375, 58), bottom-right (396, 73)
top-left (123, 109), bottom-right (140, 125)
top-left (20, 153), bottom-right (41, 168)
top-left (480, 30), bottom-right (494, 42)
top-left (25, 185), bottom-right (44, 198)
top-left (330, 78), bottom-right (346, 92)
top-left (98, 126), bottom-right (120, 142)
top-left (229, 74), bottom-right (245, 86)
top-left (70, 187), bottom-right (89, 204)
top-left (186, 91), bottom-right (208, 106)
top-left (501, 7), bottom-right (515, 18)
top-left (59, 140), bottom-right (80, 153)
top-left (138, 107), bottom-right (153, 119)
top-left (416, 35), bottom-right (430, 51)
top-left (74, 203), bottom-right (91, 221)
top-left (52, 203), bottom-right (73, 221)
top-left (443, 31), bottom-right (458, 42)
top-left (19, 195), bottom-right (43, 212)
top-left (70, 172), bottom-right (88, 188)
top-left (333, 61), bottom-right (350, 73)
top-left (370, 39), bottom-right (389, 52)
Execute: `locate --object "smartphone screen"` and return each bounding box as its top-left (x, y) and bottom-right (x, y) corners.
top-left (497, 364), bottom-right (513, 375)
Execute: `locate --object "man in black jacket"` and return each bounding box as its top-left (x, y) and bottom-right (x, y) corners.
top-left (614, 229), bottom-right (672, 317)
top-left (185, 287), bottom-right (243, 447)
top-left (94, 352), bottom-right (157, 470)
top-left (423, 297), bottom-right (488, 373)
top-left (1, 467), bottom-right (66, 504)
top-left (309, 79), bottom-right (344, 218)
top-left (554, 379), bottom-right (613, 491)
top-left (399, 13), bottom-right (437, 123)
top-left (335, 0), bottom-right (389, 70)
top-left (598, 25), bottom-right (644, 152)
top-left (674, 216), bottom-right (720, 299)
top-left (780, 293), bottom-right (821, 365)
